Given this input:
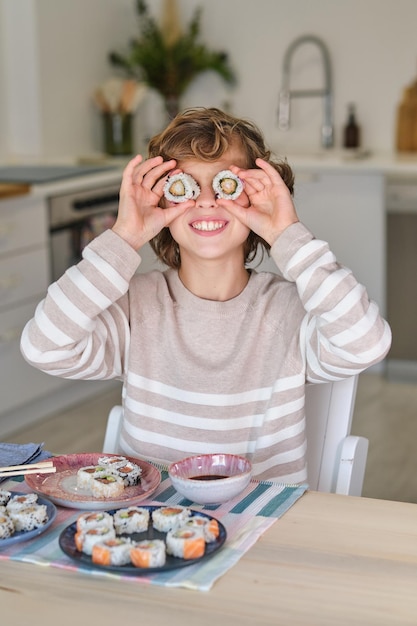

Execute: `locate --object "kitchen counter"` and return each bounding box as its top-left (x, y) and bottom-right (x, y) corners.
top-left (274, 149), bottom-right (417, 178)
top-left (0, 165), bottom-right (124, 202)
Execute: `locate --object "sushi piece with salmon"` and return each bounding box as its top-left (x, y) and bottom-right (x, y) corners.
top-left (183, 515), bottom-right (220, 542)
top-left (75, 525), bottom-right (116, 555)
top-left (113, 507), bottom-right (149, 534)
top-left (91, 537), bottom-right (132, 566)
top-left (152, 506), bottom-right (191, 532)
top-left (76, 511), bottom-right (114, 533)
top-left (130, 539), bottom-right (166, 568)
top-left (166, 527), bottom-right (205, 560)
top-left (113, 462), bottom-right (142, 487)
top-left (90, 472), bottom-right (124, 499)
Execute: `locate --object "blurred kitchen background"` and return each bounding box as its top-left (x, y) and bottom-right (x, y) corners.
top-left (1, 0), bottom-right (417, 160)
top-left (2, 0), bottom-right (417, 502)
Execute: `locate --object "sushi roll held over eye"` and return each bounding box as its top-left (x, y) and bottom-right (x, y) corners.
top-left (212, 170), bottom-right (243, 200)
top-left (163, 173), bottom-right (200, 203)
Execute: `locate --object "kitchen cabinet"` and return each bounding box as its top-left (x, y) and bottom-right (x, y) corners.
top-left (0, 193), bottom-right (57, 415)
top-left (295, 170), bottom-right (385, 310)
top-left (251, 169), bottom-right (386, 312)
top-left (0, 192), bottom-right (118, 439)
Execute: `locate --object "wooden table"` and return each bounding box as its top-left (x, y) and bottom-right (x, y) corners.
top-left (2, 491), bottom-right (417, 626)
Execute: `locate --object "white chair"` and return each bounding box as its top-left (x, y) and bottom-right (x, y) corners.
top-left (103, 375), bottom-right (368, 496)
top-left (304, 375), bottom-right (368, 496)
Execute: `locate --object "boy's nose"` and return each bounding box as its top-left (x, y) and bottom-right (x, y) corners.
top-left (196, 185), bottom-right (217, 209)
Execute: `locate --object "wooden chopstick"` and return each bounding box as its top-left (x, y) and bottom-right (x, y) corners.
top-left (0, 460), bottom-right (56, 478)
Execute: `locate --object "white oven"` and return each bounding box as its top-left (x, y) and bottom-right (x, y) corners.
top-left (48, 183), bottom-right (121, 281)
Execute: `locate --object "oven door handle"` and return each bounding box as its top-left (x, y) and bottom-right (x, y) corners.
top-left (72, 193), bottom-right (119, 210)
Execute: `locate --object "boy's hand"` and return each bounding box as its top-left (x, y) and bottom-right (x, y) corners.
top-left (112, 155), bottom-right (193, 250)
top-left (221, 158), bottom-right (299, 246)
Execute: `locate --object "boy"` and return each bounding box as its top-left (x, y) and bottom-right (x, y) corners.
top-left (21, 108), bottom-right (391, 483)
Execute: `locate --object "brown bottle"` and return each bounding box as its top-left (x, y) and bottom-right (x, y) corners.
top-left (343, 103), bottom-right (361, 149)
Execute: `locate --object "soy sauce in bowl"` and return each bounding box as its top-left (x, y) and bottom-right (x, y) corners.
top-left (168, 454), bottom-right (252, 504)
top-left (190, 475), bottom-right (229, 481)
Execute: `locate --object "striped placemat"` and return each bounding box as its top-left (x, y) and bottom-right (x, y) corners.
top-left (0, 472), bottom-right (307, 591)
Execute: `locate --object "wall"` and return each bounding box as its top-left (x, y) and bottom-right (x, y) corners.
top-left (0, 0), bottom-right (416, 160)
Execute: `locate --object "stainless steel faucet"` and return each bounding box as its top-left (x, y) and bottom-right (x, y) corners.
top-left (278, 35), bottom-right (334, 149)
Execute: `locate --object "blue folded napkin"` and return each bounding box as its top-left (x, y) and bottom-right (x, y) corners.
top-left (0, 442), bottom-right (53, 483)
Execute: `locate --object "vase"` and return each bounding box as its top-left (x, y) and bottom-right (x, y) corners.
top-left (102, 113), bottom-right (133, 156)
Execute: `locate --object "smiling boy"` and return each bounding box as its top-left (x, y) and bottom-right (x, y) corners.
top-left (20, 107), bottom-right (391, 483)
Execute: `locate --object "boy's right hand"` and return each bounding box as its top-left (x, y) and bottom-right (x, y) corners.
top-left (112, 155), bottom-right (192, 250)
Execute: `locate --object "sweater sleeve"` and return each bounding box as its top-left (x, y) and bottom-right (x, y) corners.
top-left (270, 221), bottom-right (392, 382)
top-left (20, 229), bottom-right (141, 381)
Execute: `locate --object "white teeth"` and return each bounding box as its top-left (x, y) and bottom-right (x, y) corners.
top-left (192, 221), bottom-right (224, 231)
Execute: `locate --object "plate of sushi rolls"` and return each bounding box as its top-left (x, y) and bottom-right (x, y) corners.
top-left (0, 490), bottom-right (56, 548)
top-left (25, 453), bottom-right (161, 510)
top-left (59, 505), bottom-right (226, 574)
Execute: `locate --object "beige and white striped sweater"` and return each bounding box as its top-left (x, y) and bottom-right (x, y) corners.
top-left (20, 223), bottom-right (391, 482)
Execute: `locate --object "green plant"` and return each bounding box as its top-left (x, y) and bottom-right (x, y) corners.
top-left (109, 0), bottom-right (236, 118)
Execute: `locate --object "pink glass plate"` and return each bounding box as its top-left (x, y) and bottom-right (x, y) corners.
top-left (25, 453), bottom-right (161, 510)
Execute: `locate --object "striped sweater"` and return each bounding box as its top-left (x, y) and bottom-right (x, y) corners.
top-left (20, 223), bottom-right (391, 482)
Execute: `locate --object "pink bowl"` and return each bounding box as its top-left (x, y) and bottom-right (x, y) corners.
top-left (168, 453), bottom-right (252, 504)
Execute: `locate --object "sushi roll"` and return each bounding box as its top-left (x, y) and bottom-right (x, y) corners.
top-left (183, 515), bottom-right (220, 543)
top-left (75, 525), bottom-right (116, 555)
top-left (76, 511), bottom-right (114, 533)
top-left (212, 170), bottom-right (243, 200)
top-left (76, 465), bottom-right (109, 490)
top-left (8, 503), bottom-right (48, 532)
top-left (152, 506), bottom-right (191, 532)
top-left (166, 527), bottom-right (205, 560)
top-left (90, 473), bottom-right (125, 499)
top-left (0, 511), bottom-right (14, 539)
top-left (113, 507), bottom-right (149, 534)
top-left (0, 489), bottom-right (11, 506)
top-left (113, 462), bottom-right (142, 487)
top-left (97, 455), bottom-right (129, 470)
top-left (92, 537), bottom-right (132, 566)
top-left (6, 493), bottom-right (38, 513)
top-left (164, 173), bottom-right (200, 203)
top-left (130, 539), bottom-right (166, 568)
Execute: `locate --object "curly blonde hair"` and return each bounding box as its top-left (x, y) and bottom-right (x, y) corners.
top-left (148, 107), bottom-right (294, 269)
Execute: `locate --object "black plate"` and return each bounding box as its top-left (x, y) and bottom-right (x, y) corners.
top-left (58, 505), bottom-right (226, 575)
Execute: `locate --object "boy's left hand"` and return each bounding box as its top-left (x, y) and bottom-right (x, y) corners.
top-left (222, 158), bottom-right (299, 246)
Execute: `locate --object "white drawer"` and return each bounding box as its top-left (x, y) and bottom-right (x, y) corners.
top-left (0, 195), bottom-right (47, 256)
top-left (0, 300), bottom-right (65, 413)
top-left (0, 247), bottom-right (49, 310)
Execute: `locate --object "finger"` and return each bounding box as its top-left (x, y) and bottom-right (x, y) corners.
top-left (255, 158), bottom-right (286, 185)
top-left (140, 158), bottom-right (177, 189)
top-left (231, 165), bottom-right (269, 188)
top-left (152, 167), bottom-right (183, 196)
